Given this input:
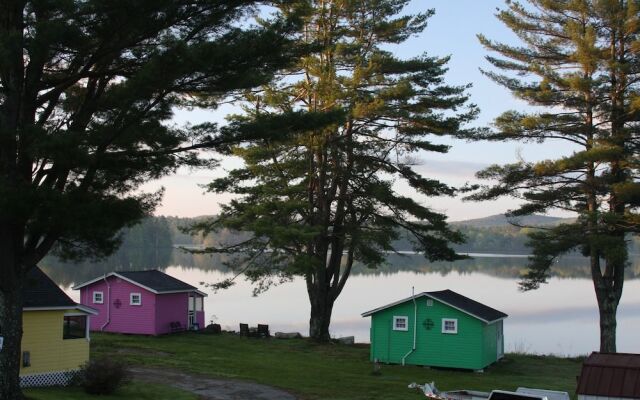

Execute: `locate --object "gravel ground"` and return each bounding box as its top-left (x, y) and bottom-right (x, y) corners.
top-left (130, 366), bottom-right (298, 400)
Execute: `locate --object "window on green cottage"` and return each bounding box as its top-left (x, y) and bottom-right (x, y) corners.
top-left (441, 318), bottom-right (458, 334)
top-left (393, 316), bottom-right (409, 331)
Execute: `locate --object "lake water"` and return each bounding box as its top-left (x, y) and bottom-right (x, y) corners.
top-left (41, 251), bottom-right (640, 356)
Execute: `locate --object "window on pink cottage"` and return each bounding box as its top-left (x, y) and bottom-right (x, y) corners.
top-left (130, 293), bottom-right (142, 306)
top-left (92, 291), bottom-right (103, 304)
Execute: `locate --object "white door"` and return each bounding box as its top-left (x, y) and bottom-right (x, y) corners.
top-left (188, 295), bottom-right (195, 329)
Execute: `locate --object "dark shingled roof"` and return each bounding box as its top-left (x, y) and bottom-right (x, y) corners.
top-left (23, 267), bottom-right (76, 308)
top-left (117, 270), bottom-right (197, 292)
top-left (361, 289), bottom-right (507, 322)
top-left (426, 289), bottom-right (508, 322)
top-left (577, 352), bottom-right (640, 398)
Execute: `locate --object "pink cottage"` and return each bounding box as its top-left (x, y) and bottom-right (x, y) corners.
top-left (73, 270), bottom-right (206, 335)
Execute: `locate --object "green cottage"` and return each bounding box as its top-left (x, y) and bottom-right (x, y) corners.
top-left (362, 290), bottom-right (508, 371)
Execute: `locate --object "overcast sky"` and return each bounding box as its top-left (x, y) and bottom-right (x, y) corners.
top-left (142, 0), bottom-right (576, 221)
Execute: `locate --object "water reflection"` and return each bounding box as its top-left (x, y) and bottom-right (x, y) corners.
top-left (41, 249), bottom-right (640, 356)
top-left (41, 248), bottom-right (640, 287)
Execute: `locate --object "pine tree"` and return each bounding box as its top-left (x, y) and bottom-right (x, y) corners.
top-left (472, 0), bottom-right (640, 352)
top-left (0, 2), bottom-right (300, 397)
top-left (191, 0), bottom-right (477, 341)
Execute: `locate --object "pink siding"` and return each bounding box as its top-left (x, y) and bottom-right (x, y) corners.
top-left (78, 277), bottom-right (206, 335)
top-left (155, 293), bottom-right (188, 334)
top-left (80, 277), bottom-right (157, 335)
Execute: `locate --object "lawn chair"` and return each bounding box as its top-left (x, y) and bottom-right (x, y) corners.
top-left (170, 321), bottom-right (185, 333)
top-left (239, 323), bottom-right (250, 337)
top-left (257, 324), bottom-right (270, 338)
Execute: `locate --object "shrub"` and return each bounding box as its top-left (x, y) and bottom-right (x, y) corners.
top-left (73, 357), bottom-right (130, 395)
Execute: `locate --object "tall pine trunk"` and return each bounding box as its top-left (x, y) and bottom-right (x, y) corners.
top-left (592, 255), bottom-right (625, 353)
top-left (0, 239), bottom-right (25, 400)
top-left (306, 253), bottom-right (340, 342)
top-left (308, 289), bottom-right (335, 342)
top-left (590, 244), bottom-right (625, 353)
top-left (0, 286), bottom-right (24, 400)
top-left (596, 292), bottom-right (618, 353)
top-left (1, 1), bottom-right (27, 395)
top-left (596, 21), bottom-right (628, 355)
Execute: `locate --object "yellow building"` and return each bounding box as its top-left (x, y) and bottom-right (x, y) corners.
top-left (19, 267), bottom-right (97, 387)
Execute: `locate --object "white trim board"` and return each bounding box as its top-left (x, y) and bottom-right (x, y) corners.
top-left (24, 305), bottom-right (98, 315)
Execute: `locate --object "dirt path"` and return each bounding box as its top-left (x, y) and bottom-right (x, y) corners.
top-left (130, 366), bottom-right (298, 400)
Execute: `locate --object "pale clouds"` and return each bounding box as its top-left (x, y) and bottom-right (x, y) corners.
top-left (142, 158), bottom-right (523, 220)
top-left (412, 159), bottom-right (489, 182)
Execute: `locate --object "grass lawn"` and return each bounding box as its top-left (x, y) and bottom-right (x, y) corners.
top-left (90, 332), bottom-right (582, 400)
top-left (24, 382), bottom-right (197, 400)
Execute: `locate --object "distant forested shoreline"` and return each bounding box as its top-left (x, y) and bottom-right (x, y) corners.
top-left (41, 214), bottom-right (640, 287)
top-left (108, 214), bottom-right (640, 256)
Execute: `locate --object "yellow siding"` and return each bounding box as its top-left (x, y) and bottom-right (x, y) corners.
top-left (20, 311), bottom-right (90, 375)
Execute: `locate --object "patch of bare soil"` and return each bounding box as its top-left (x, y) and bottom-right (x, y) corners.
top-left (130, 366), bottom-right (298, 400)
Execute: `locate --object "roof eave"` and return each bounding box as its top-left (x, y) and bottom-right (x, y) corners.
top-left (73, 272), bottom-right (202, 295)
top-left (361, 293), bottom-right (429, 317)
top-left (423, 293), bottom-right (507, 324)
top-left (23, 304), bottom-right (99, 315)
top-left (76, 304), bottom-right (99, 315)
top-left (24, 306), bottom-right (77, 311)
top-left (486, 316), bottom-right (508, 324)
top-left (156, 289), bottom-right (207, 297)
top-left (72, 273), bottom-right (114, 290)
top-left (361, 292), bottom-right (508, 323)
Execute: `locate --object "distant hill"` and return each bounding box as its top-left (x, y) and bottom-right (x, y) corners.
top-left (43, 214), bottom-right (638, 275)
top-left (451, 214), bottom-right (573, 228)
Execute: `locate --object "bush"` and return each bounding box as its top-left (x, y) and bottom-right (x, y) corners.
top-left (73, 357), bottom-right (130, 395)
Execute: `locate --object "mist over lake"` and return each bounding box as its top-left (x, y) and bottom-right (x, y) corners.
top-left (41, 249), bottom-right (640, 357)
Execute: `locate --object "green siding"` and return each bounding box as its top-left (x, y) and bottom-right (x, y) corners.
top-left (368, 297), bottom-right (501, 370)
top-left (481, 320), bottom-right (498, 367)
top-left (370, 301), bottom-right (415, 364)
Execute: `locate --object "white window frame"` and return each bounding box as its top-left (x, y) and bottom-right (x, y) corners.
top-left (92, 291), bottom-right (104, 304)
top-left (130, 292), bottom-right (142, 306)
top-left (426, 299), bottom-right (434, 307)
top-left (62, 313), bottom-right (89, 341)
top-left (392, 316), bottom-right (409, 331)
top-left (195, 297), bottom-right (203, 312)
top-left (442, 318), bottom-right (458, 334)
